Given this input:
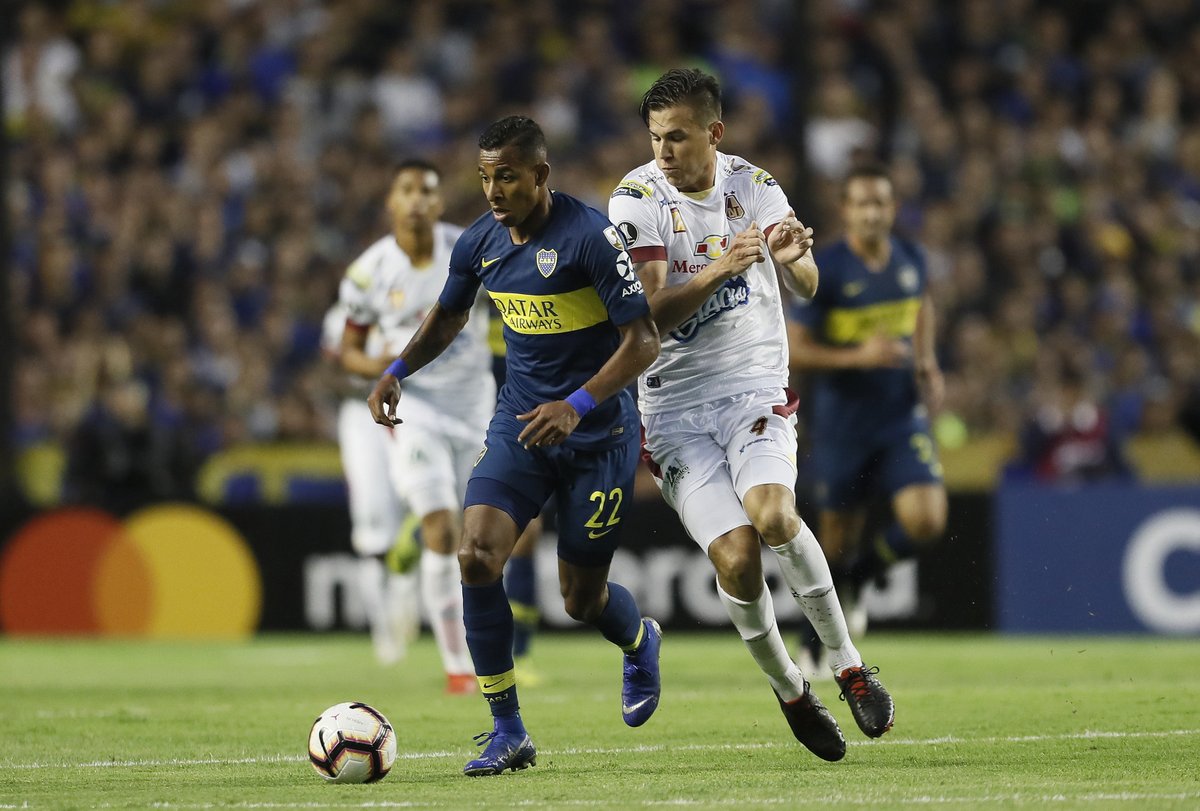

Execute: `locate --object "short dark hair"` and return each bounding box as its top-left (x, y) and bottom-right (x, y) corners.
top-left (478, 116), bottom-right (547, 165)
top-left (842, 162), bottom-right (892, 196)
top-left (394, 157), bottom-right (439, 179)
top-left (639, 68), bottom-right (722, 126)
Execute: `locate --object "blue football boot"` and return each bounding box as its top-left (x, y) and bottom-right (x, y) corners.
top-left (463, 729), bottom-right (537, 776)
top-left (621, 617), bottom-right (662, 727)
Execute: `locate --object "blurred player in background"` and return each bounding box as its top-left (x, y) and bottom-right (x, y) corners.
top-left (321, 302), bottom-right (421, 666)
top-left (788, 164), bottom-right (947, 674)
top-left (611, 69), bottom-right (893, 760)
top-left (335, 160), bottom-right (489, 693)
top-left (369, 116), bottom-right (662, 777)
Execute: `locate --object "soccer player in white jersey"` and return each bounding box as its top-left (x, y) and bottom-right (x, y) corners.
top-left (610, 69), bottom-right (894, 758)
top-left (336, 160), bottom-right (490, 694)
top-left (321, 302), bottom-right (421, 666)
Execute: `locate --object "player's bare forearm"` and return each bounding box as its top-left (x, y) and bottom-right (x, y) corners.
top-left (638, 257), bottom-right (745, 333)
top-left (392, 303), bottom-right (470, 374)
top-left (340, 347), bottom-right (390, 378)
top-left (788, 339), bottom-right (869, 373)
top-left (339, 327), bottom-right (390, 377)
top-left (582, 313), bottom-right (660, 402)
top-left (913, 293), bottom-right (944, 412)
top-left (787, 322), bottom-right (907, 372)
top-left (914, 293), bottom-right (939, 373)
top-left (516, 315), bottom-right (659, 448)
top-left (367, 304), bottom-right (470, 427)
top-left (779, 253), bottom-right (818, 299)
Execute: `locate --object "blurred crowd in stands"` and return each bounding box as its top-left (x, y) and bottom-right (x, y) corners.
top-left (6, 0), bottom-right (1200, 505)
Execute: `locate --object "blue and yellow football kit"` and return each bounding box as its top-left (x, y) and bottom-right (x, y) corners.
top-left (439, 191), bottom-right (650, 566)
top-left (791, 236), bottom-right (943, 509)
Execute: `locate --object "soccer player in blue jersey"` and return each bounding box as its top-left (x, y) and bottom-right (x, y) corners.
top-left (368, 116), bottom-right (662, 777)
top-left (789, 163), bottom-right (947, 671)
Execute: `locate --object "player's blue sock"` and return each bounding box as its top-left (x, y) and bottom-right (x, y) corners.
top-left (593, 582), bottom-right (643, 649)
top-left (882, 523), bottom-right (917, 562)
top-left (462, 580), bottom-right (521, 720)
top-left (505, 555), bottom-right (537, 658)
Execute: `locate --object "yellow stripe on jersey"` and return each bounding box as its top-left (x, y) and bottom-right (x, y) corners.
top-left (825, 297), bottom-right (922, 345)
top-left (487, 314), bottom-right (506, 357)
top-left (488, 287), bottom-right (608, 335)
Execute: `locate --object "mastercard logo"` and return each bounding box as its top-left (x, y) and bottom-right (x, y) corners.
top-left (0, 504), bottom-right (262, 637)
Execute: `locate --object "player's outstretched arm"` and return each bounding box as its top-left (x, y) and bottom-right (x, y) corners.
top-left (637, 223), bottom-right (767, 333)
top-left (367, 303), bottom-right (470, 426)
top-left (516, 313), bottom-right (659, 448)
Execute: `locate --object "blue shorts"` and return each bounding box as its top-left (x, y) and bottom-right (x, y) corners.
top-left (811, 416), bottom-right (943, 510)
top-left (464, 412), bottom-right (638, 568)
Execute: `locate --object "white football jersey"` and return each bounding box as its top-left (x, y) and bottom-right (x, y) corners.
top-left (336, 223), bottom-right (494, 427)
top-left (609, 153), bottom-right (792, 415)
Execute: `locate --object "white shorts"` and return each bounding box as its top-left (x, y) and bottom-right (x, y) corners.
top-left (338, 399), bottom-right (407, 556)
top-left (386, 397), bottom-right (489, 519)
top-left (642, 388), bottom-right (799, 551)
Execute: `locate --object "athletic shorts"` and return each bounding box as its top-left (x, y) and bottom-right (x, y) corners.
top-left (337, 399), bottom-right (407, 556)
top-left (388, 420), bottom-right (482, 518)
top-left (642, 388), bottom-right (799, 550)
top-left (811, 415), bottom-right (943, 510)
top-left (464, 411), bottom-right (639, 568)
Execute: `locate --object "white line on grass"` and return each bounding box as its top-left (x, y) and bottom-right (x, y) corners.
top-left (70, 791), bottom-right (1200, 809)
top-left (6, 728), bottom-right (1198, 771)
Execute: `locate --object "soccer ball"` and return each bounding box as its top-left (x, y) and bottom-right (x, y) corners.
top-left (308, 702), bottom-right (397, 783)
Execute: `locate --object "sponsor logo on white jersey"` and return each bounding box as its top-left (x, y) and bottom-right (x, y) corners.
top-left (669, 276), bottom-right (751, 343)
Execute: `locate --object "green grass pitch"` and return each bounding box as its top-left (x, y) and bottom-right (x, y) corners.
top-left (1, 632), bottom-right (1198, 809)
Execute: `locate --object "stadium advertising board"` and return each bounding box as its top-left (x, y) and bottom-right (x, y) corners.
top-left (996, 484), bottom-right (1200, 634)
top-left (1, 495), bottom-right (990, 635)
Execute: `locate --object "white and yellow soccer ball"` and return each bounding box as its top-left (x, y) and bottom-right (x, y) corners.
top-left (308, 702), bottom-right (397, 783)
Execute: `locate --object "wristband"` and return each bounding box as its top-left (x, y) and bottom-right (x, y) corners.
top-left (565, 387), bottom-right (597, 418)
top-left (384, 357), bottom-right (409, 380)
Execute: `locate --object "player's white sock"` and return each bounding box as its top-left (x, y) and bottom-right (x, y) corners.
top-left (716, 579), bottom-right (806, 700)
top-left (420, 549), bottom-right (473, 675)
top-left (769, 523), bottom-right (863, 675)
top-left (359, 556), bottom-right (403, 665)
top-left (385, 570), bottom-right (420, 646)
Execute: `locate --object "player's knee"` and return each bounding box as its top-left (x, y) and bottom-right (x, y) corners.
top-left (708, 537), bottom-right (763, 597)
top-left (905, 513), bottom-right (946, 546)
top-left (457, 540), bottom-right (505, 584)
top-left (748, 506), bottom-right (800, 547)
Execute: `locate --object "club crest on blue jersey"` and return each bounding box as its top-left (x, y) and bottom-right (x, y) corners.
top-left (536, 248), bottom-right (558, 278)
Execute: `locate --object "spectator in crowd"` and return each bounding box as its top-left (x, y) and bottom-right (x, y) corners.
top-left (1005, 355), bottom-right (1136, 484)
top-left (6, 0), bottom-right (1200, 503)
